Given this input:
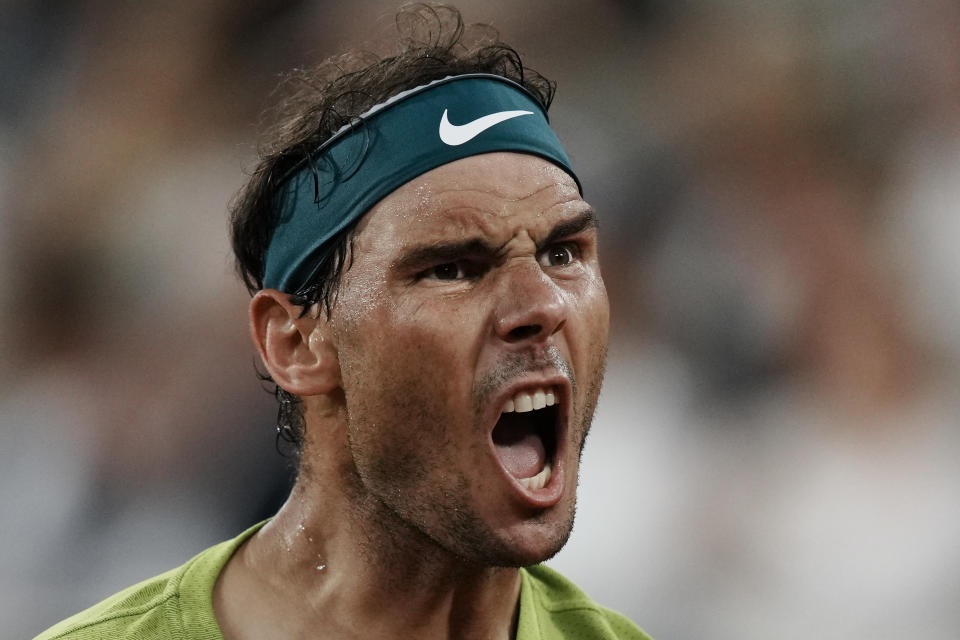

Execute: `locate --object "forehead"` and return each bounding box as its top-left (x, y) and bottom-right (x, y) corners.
top-left (353, 152), bottom-right (586, 248)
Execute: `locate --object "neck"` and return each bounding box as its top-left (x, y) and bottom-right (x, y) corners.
top-left (214, 451), bottom-right (522, 640)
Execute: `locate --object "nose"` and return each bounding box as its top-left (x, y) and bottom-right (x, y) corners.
top-left (494, 261), bottom-right (567, 345)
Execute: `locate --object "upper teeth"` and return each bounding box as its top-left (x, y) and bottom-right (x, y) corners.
top-left (502, 387), bottom-right (557, 414)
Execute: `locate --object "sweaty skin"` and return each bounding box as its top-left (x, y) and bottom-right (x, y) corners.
top-left (215, 152), bottom-right (610, 640)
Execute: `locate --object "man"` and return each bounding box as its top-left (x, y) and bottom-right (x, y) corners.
top-left (37, 5), bottom-right (649, 639)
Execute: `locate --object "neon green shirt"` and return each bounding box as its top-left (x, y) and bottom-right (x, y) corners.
top-left (35, 523), bottom-right (650, 639)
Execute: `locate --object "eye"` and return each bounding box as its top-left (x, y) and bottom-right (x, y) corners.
top-left (538, 243), bottom-right (579, 268)
top-left (419, 261), bottom-right (486, 281)
top-left (428, 262), bottom-right (465, 280)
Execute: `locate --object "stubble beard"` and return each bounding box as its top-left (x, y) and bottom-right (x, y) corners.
top-left (340, 345), bottom-right (607, 576)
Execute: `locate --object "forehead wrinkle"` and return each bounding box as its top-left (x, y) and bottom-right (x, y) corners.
top-left (412, 197), bottom-right (596, 255)
top-left (421, 180), bottom-right (578, 214)
top-left (414, 185), bottom-right (585, 233)
top-left (407, 209), bottom-right (496, 241)
top-left (431, 180), bottom-right (562, 203)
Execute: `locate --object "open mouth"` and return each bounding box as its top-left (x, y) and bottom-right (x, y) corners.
top-left (491, 387), bottom-right (559, 491)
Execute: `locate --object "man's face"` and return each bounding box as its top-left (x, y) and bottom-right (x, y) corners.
top-left (327, 152), bottom-right (609, 566)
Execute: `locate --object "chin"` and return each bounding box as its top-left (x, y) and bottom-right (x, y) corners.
top-left (482, 509), bottom-right (577, 568)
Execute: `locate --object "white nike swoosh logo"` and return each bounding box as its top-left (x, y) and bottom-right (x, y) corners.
top-left (438, 109), bottom-right (534, 146)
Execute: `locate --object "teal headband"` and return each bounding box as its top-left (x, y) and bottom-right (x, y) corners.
top-left (263, 74), bottom-right (580, 293)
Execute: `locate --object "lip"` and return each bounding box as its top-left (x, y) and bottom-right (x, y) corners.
top-left (486, 374), bottom-right (571, 509)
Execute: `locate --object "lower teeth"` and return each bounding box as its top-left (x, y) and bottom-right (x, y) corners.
top-left (518, 463), bottom-right (552, 490)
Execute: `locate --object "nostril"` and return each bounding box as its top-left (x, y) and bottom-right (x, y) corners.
top-left (508, 324), bottom-right (542, 341)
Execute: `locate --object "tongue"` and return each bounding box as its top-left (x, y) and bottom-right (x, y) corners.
top-left (493, 425), bottom-right (546, 479)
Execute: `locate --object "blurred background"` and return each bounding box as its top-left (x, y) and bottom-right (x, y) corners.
top-left (2, 1), bottom-right (959, 638)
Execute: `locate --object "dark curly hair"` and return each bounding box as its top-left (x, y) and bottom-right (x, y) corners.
top-left (228, 3), bottom-right (556, 467)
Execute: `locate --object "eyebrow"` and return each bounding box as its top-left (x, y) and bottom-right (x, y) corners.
top-left (393, 207), bottom-right (599, 272)
top-left (536, 208), bottom-right (598, 251)
top-left (393, 238), bottom-right (509, 272)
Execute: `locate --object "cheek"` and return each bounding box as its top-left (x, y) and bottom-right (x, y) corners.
top-left (336, 303), bottom-right (475, 435)
top-left (565, 273), bottom-right (610, 346)
top-left (565, 278), bottom-right (610, 406)
top-left (343, 303), bottom-right (468, 377)
top-left (336, 306), bottom-right (485, 495)
top-left (595, 289), bottom-right (611, 349)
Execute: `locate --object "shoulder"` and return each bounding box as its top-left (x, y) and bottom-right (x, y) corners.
top-left (32, 566), bottom-right (187, 640)
top-left (518, 565), bottom-right (653, 640)
top-left (33, 522), bottom-right (266, 640)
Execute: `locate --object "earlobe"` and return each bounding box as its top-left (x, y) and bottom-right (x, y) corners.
top-left (249, 290), bottom-right (342, 396)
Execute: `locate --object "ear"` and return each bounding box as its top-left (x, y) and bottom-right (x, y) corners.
top-left (249, 289), bottom-right (341, 396)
